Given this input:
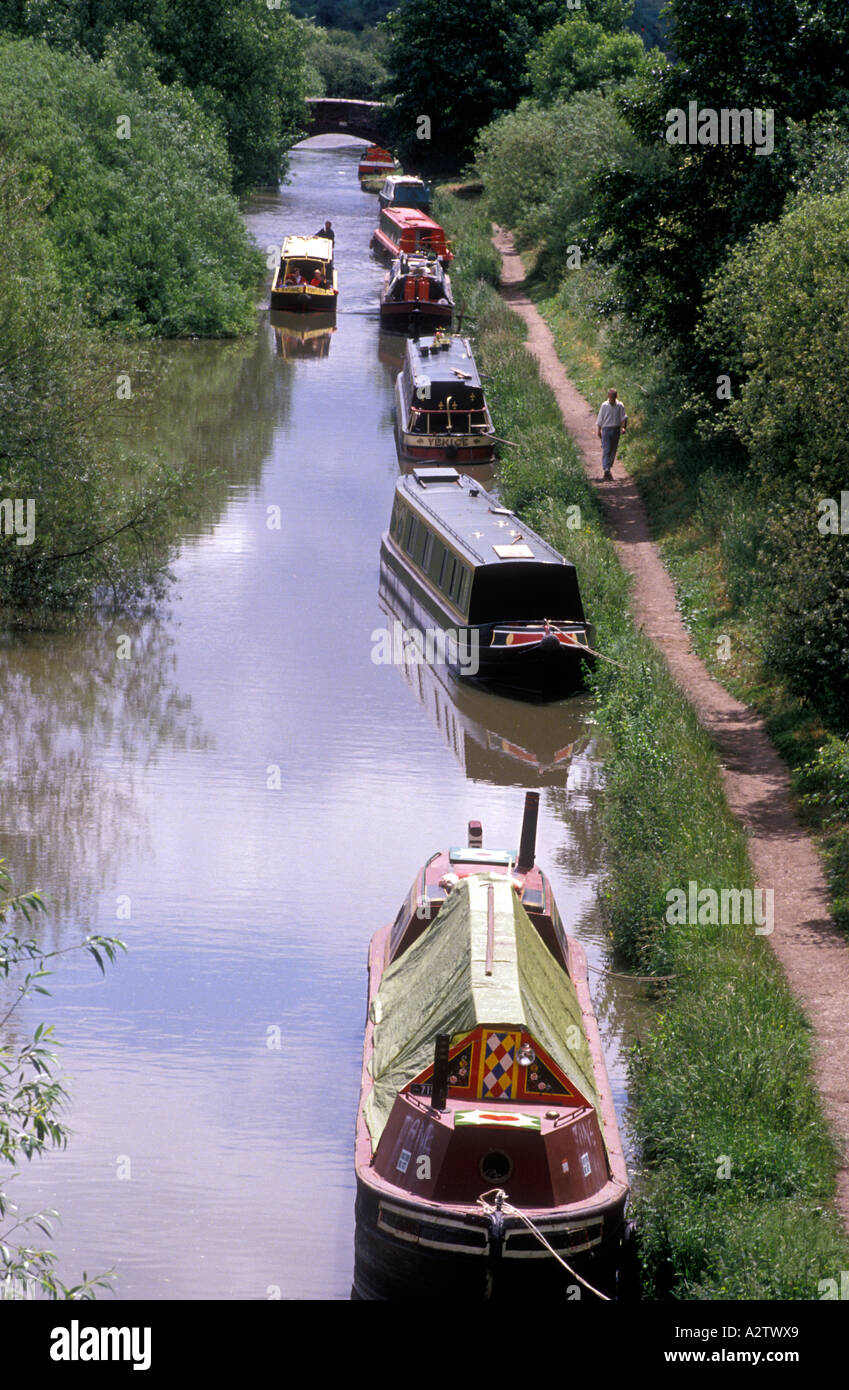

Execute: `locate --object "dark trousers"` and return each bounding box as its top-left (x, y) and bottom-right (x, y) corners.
top-left (601, 426), bottom-right (621, 472)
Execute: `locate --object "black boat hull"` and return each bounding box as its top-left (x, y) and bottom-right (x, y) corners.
top-left (353, 1180), bottom-right (625, 1301)
top-left (379, 545), bottom-right (593, 700)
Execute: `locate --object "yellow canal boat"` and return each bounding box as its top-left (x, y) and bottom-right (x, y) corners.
top-left (270, 236), bottom-right (338, 314)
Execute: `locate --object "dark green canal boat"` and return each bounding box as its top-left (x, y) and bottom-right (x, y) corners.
top-left (379, 468), bottom-right (594, 700)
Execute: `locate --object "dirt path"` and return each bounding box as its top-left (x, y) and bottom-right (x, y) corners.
top-left (494, 225), bottom-right (849, 1226)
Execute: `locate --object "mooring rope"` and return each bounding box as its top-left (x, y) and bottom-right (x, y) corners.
top-left (476, 1188), bottom-right (611, 1301)
top-left (585, 961), bottom-right (677, 983)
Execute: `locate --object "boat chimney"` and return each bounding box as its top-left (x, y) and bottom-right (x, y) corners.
top-left (517, 792), bottom-right (540, 871)
top-left (468, 819), bottom-right (483, 848)
top-left (431, 1032), bottom-right (449, 1111)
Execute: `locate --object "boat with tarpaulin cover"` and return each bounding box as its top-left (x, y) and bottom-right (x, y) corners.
top-left (353, 794), bottom-right (631, 1300)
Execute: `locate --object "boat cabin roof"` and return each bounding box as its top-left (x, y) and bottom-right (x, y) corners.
top-left (396, 469), bottom-right (572, 572)
top-left (382, 175), bottom-right (428, 193)
top-left (405, 334), bottom-right (481, 390)
top-left (365, 874), bottom-right (601, 1144)
top-left (281, 236), bottom-right (333, 262)
top-left (384, 207), bottom-right (443, 232)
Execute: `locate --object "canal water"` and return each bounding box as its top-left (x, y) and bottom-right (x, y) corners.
top-left (0, 141), bottom-right (639, 1299)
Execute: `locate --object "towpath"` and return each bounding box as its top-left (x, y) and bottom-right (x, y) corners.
top-left (493, 224), bottom-right (849, 1228)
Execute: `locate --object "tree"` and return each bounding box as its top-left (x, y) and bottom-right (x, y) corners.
top-left (1, 861), bottom-right (125, 1299)
top-left (0, 0), bottom-right (310, 191)
top-left (476, 91), bottom-right (642, 265)
top-left (304, 24), bottom-right (387, 99)
top-left (527, 16), bottom-right (651, 104)
top-left (592, 0), bottom-right (849, 357)
top-left (665, 0), bottom-right (849, 120)
top-left (381, 0), bottom-right (567, 170)
top-left (0, 147), bottom-right (208, 616)
top-left (696, 184), bottom-right (849, 722)
top-left (699, 184), bottom-right (849, 497)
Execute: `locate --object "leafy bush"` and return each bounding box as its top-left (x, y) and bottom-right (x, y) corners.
top-left (0, 156), bottom-right (198, 615)
top-left (0, 35), bottom-right (264, 336)
top-left (476, 92), bottom-right (643, 271)
top-left (527, 16), bottom-right (653, 105)
top-left (0, 0), bottom-right (309, 192)
top-left (699, 186), bottom-right (849, 498)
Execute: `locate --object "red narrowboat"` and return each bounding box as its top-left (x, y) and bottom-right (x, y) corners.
top-left (358, 145), bottom-right (398, 179)
top-left (353, 793), bottom-right (631, 1300)
top-left (380, 254), bottom-right (454, 330)
top-left (372, 206), bottom-right (453, 267)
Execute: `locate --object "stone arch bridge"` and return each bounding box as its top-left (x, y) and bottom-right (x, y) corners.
top-left (302, 98), bottom-right (386, 145)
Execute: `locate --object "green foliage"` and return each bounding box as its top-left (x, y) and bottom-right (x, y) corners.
top-left (797, 738), bottom-right (849, 826)
top-left (0, 154), bottom-right (205, 615)
top-left (590, 1), bottom-right (849, 356)
top-left (381, 0), bottom-right (565, 170)
top-left (0, 35), bottom-right (264, 337)
top-left (665, 0), bottom-right (849, 118)
top-left (304, 24), bottom-right (387, 98)
top-left (757, 499), bottom-right (849, 726)
top-left (476, 92), bottom-right (642, 272)
top-left (632, 930), bottom-right (849, 1297)
top-left (527, 16), bottom-right (651, 105)
top-left (1, 860), bottom-right (126, 1298)
top-left (699, 187), bottom-right (849, 497)
top-left (694, 187), bottom-right (849, 720)
top-left (0, 0), bottom-right (309, 192)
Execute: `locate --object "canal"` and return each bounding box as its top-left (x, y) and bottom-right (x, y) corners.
top-left (0, 141), bottom-right (638, 1299)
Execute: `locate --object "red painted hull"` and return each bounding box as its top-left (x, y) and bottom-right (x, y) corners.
top-left (354, 915), bottom-right (630, 1299)
top-left (372, 228), bottom-right (452, 267)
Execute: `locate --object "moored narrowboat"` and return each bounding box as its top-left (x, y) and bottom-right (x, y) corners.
top-left (270, 236), bottom-right (337, 314)
top-left (394, 335), bottom-right (495, 475)
top-left (353, 793), bottom-right (631, 1300)
top-left (377, 174), bottom-right (432, 212)
top-left (358, 145), bottom-right (398, 179)
top-left (380, 468), bottom-right (594, 699)
top-left (372, 207), bottom-right (453, 267)
top-left (380, 255), bottom-right (454, 331)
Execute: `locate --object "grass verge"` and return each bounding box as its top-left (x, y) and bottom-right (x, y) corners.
top-left (434, 188), bottom-right (849, 1298)
top-left (533, 268), bottom-right (849, 937)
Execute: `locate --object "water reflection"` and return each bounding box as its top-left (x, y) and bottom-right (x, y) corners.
top-left (271, 310), bottom-right (336, 358)
top-left (0, 622), bottom-right (208, 933)
top-left (376, 592), bottom-right (587, 787)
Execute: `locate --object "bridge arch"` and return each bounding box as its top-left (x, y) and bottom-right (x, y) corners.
top-left (302, 98), bottom-right (387, 146)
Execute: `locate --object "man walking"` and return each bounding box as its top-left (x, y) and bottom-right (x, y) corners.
top-left (596, 387), bottom-right (628, 480)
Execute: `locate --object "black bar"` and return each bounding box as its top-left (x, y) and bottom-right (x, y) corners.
top-left (431, 1032), bottom-right (449, 1111)
top-left (517, 791), bottom-right (540, 870)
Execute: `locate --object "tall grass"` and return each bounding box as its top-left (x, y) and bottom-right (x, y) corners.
top-left (538, 270), bottom-right (849, 938)
top-left (434, 189), bottom-right (849, 1297)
